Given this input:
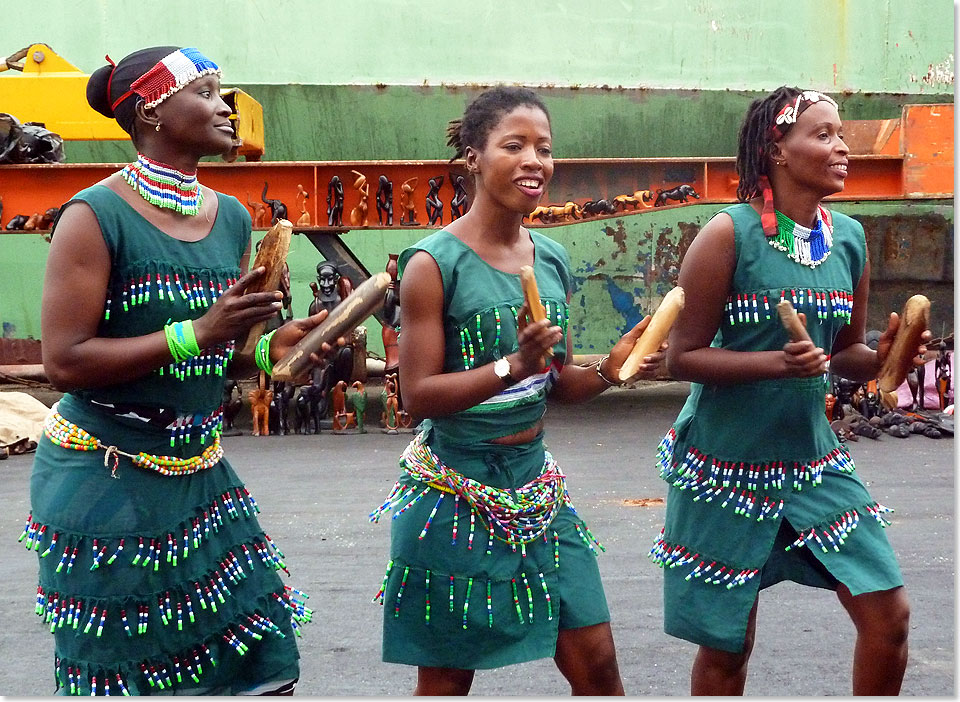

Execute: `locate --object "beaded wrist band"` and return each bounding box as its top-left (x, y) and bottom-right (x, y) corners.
top-left (255, 329), bottom-right (277, 375)
top-left (594, 355), bottom-right (621, 387)
top-left (163, 320), bottom-right (201, 363)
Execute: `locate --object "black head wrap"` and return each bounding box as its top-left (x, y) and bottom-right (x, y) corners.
top-left (86, 46), bottom-right (179, 135)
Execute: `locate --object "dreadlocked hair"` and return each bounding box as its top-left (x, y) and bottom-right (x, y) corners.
top-left (735, 86), bottom-right (802, 202)
top-left (446, 86), bottom-right (550, 163)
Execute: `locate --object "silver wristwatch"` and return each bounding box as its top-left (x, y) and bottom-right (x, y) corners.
top-left (493, 357), bottom-right (517, 386)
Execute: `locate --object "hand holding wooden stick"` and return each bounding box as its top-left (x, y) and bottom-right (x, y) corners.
top-left (877, 295), bottom-right (931, 409)
top-left (270, 272), bottom-right (391, 382)
top-left (776, 300), bottom-right (813, 343)
top-left (618, 286), bottom-right (684, 381)
top-left (519, 265), bottom-right (553, 362)
top-left (238, 219), bottom-right (292, 354)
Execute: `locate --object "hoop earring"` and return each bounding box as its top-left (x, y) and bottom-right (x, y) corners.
top-left (155, 122), bottom-right (161, 132)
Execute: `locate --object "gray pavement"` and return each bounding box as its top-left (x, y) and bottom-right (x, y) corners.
top-left (0, 383), bottom-right (954, 696)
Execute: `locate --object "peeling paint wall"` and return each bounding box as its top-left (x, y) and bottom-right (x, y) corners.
top-left (3, 201), bottom-right (951, 355)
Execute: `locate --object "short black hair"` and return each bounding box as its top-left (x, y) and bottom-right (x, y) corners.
top-left (735, 86), bottom-right (802, 201)
top-left (445, 86), bottom-right (550, 162)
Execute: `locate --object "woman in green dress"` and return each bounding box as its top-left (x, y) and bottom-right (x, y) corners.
top-left (651, 86), bottom-right (931, 695)
top-left (370, 87), bottom-right (664, 695)
top-left (23, 46), bottom-right (333, 695)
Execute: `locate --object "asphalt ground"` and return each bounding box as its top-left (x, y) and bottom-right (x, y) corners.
top-left (0, 383), bottom-right (954, 697)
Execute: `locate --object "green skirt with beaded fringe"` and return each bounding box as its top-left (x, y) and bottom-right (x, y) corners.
top-left (23, 394), bottom-right (310, 695)
top-left (372, 430), bottom-right (610, 669)
top-left (650, 379), bottom-right (903, 654)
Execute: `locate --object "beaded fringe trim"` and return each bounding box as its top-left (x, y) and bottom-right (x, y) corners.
top-left (370, 432), bottom-right (600, 549)
top-left (648, 502), bottom-right (894, 589)
top-left (458, 301), bottom-right (569, 370)
top-left (20, 487), bottom-right (269, 574)
top-left (106, 272), bottom-right (238, 320)
top-left (372, 533), bottom-right (601, 629)
top-left (725, 288), bottom-right (853, 327)
top-left (656, 428), bottom-right (856, 523)
top-left (49, 588), bottom-right (308, 696)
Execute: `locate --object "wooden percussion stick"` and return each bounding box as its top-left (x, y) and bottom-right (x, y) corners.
top-left (270, 272), bottom-right (392, 382)
top-left (877, 294), bottom-right (931, 409)
top-left (618, 286), bottom-right (685, 381)
top-left (776, 300), bottom-right (813, 343)
top-left (519, 265), bottom-right (553, 362)
top-left (238, 219), bottom-right (293, 354)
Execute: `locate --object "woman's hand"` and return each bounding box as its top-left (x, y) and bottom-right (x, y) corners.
top-left (508, 301), bottom-right (563, 380)
top-left (875, 311), bottom-right (933, 371)
top-left (193, 267), bottom-right (283, 348)
top-left (606, 315), bottom-right (668, 382)
top-left (269, 310), bottom-right (347, 384)
top-left (782, 313), bottom-right (828, 377)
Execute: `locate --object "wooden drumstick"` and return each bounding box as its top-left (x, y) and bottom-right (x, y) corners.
top-left (877, 294), bottom-right (931, 409)
top-left (238, 219), bottom-right (293, 354)
top-left (519, 265), bottom-right (553, 361)
top-left (271, 272), bottom-right (392, 382)
top-left (618, 286), bottom-right (685, 381)
top-left (776, 300), bottom-right (813, 343)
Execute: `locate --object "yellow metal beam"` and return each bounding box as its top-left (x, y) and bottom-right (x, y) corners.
top-left (0, 43), bottom-right (265, 158)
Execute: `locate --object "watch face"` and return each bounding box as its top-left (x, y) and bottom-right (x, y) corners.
top-left (494, 357), bottom-right (512, 381)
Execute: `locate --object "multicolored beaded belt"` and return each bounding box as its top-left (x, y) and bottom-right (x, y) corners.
top-left (371, 431), bottom-right (573, 546)
top-left (44, 411), bottom-right (223, 477)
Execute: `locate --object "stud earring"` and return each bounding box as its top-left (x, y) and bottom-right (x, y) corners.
top-left (155, 122), bottom-right (161, 132)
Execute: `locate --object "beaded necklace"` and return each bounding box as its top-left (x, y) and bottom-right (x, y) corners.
top-left (767, 206), bottom-right (833, 269)
top-left (121, 153), bottom-right (203, 216)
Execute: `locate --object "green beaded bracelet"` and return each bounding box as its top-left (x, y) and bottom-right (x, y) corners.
top-left (255, 329), bottom-right (277, 375)
top-left (164, 320), bottom-right (201, 363)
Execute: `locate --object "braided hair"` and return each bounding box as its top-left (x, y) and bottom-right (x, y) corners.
top-left (735, 86), bottom-right (802, 202)
top-left (445, 86), bottom-right (550, 163)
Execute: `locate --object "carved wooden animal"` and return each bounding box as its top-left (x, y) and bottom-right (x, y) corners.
top-left (332, 380), bottom-right (356, 430)
top-left (581, 199), bottom-right (617, 216)
top-left (261, 182), bottom-right (288, 224)
top-left (654, 184), bottom-right (701, 207)
top-left (246, 194), bottom-right (267, 228)
top-left (248, 386), bottom-right (274, 436)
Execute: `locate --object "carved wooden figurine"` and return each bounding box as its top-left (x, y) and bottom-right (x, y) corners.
top-left (351, 380), bottom-right (368, 433)
top-left (376, 175), bottom-right (394, 225)
top-left (295, 184), bottom-right (311, 226)
top-left (327, 175), bottom-right (344, 227)
top-left (350, 170), bottom-right (370, 226)
top-left (400, 177), bottom-right (419, 225)
top-left (450, 174), bottom-right (468, 219)
top-left (332, 380), bottom-right (356, 431)
top-left (425, 175), bottom-right (444, 226)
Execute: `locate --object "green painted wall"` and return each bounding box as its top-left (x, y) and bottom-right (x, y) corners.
top-left (5, 200), bottom-right (951, 355)
top-left (60, 86), bottom-right (950, 164)
top-left (3, 1), bottom-right (952, 163)
top-left (4, 0), bottom-right (953, 91)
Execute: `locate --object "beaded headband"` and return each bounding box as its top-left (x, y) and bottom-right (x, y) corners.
top-left (111, 48), bottom-right (220, 111)
top-left (768, 90), bottom-right (838, 141)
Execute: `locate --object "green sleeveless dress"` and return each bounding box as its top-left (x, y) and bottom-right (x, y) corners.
top-left (651, 203), bottom-right (902, 653)
top-left (372, 229), bottom-right (610, 669)
top-left (23, 185), bottom-right (309, 695)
